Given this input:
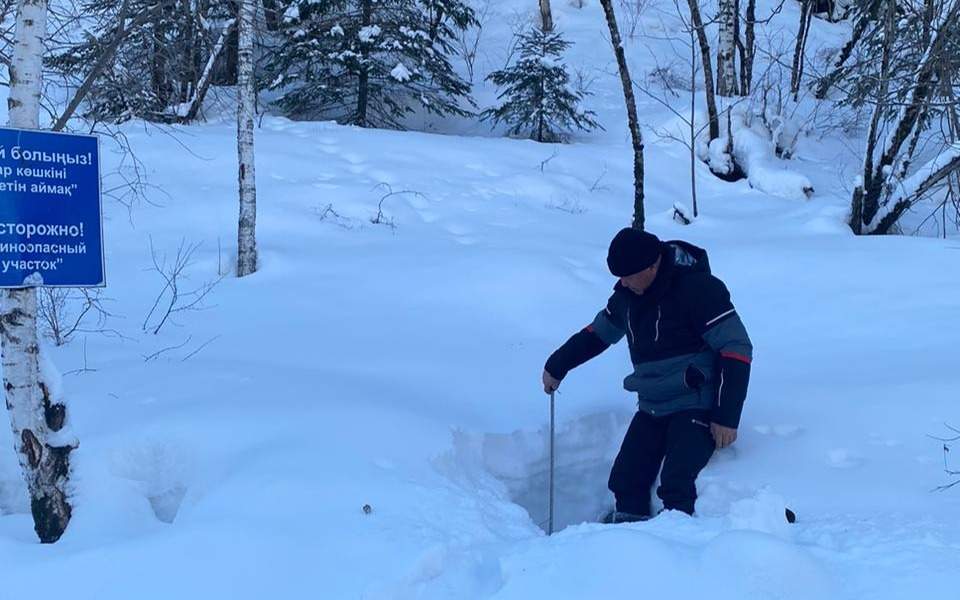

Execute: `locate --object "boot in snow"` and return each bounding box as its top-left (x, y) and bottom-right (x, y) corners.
top-left (600, 510), bottom-right (651, 524)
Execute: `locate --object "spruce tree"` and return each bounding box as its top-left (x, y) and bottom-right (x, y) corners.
top-left (48, 0), bottom-right (238, 124)
top-left (264, 0), bottom-right (476, 128)
top-left (482, 27), bottom-right (600, 143)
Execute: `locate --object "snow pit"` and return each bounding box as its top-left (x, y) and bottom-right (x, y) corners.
top-left (441, 410), bottom-right (633, 532)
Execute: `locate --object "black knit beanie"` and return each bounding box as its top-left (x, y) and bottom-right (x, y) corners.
top-left (606, 228), bottom-right (662, 277)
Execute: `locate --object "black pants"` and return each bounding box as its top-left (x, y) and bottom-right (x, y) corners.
top-left (608, 409), bottom-right (716, 516)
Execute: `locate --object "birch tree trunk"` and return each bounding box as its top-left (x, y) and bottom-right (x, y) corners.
top-left (236, 0), bottom-right (257, 277)
top-left (539, 0), bottom-right (554, 33)
top-left (686, 0), bottom-right (719, 140)
top-left (4, 0), bottom-right (74, 544)
top-left (716, 0), bottom-right (738, 97)
top-left (598, 0), bottom-right (645, 230)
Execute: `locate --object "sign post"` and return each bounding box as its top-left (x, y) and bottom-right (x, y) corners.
top-left (0, 127), bottom-right (104, 288)
top-left (0, 124), bottom-right (101, 542)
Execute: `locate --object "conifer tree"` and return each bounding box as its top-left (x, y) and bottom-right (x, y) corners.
top-left (264, 0), bottom-right (476, 128)
top-left (482, 27), bottom-right (599, 143)
top-left (49, 0), bottom-right (237, 124)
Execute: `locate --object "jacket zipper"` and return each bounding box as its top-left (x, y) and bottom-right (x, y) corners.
top-left (628, 305), bottom-right (661, 344)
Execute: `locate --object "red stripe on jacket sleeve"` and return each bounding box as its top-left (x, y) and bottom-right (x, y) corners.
top-left (720, 351), bottom-right (752, 365)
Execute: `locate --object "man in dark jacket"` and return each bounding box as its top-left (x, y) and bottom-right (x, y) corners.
top-left (542, 228), bottom-right (753, 523)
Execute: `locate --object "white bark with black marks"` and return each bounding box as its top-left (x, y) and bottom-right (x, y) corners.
top-left (237, 0), bottom-right (258, 277)
top-left (716, 0), bottom-right (738, 97)
top-left (4, 0), bottom-right (74, 544)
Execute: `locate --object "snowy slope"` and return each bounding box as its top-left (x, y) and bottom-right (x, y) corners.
top-left (1, 1), bottom-right (959, 599)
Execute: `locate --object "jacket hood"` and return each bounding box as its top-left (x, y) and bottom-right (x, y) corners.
top-left (665, 240), bottom-right (711, 275)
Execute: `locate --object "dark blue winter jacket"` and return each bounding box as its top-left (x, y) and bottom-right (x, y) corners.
top-left (545, 241), bottom-right (753, 428)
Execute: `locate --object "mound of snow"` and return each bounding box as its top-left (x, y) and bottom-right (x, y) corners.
top-left (732, 121), bottom-right (814, 200)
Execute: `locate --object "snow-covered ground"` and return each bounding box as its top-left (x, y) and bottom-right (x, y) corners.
top-left (1, 1), bottom-right (959, 598)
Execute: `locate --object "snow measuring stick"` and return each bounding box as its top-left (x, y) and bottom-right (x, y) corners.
top-left (548, 391), bottom-right (556, 535)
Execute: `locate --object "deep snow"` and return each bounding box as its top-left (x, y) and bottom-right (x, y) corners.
top-left (0, 0), bottom-right (959, 598)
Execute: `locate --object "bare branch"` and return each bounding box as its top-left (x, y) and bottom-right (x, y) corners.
top-left (142, 238), bottom-right (223, 335)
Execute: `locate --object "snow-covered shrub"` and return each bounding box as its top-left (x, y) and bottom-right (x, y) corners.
top-left (731, 121), bottom-right (814, 200)
top-left (702, 111), bottom-right (813, 199)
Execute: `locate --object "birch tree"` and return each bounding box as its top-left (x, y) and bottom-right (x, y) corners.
top-left (599, 0), bottom-right (645, 229)
top-left (237, 0), bottom-right (257, 277)
top-left (716, 0), bottom-right (738, 97)
top-left (3, 0), bottom-right (74, 544)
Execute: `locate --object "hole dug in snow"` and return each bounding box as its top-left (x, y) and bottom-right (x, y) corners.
top-left (446, 410), bottom-right (634, 533)
top-left (441, 411), bottom-right (798, 538)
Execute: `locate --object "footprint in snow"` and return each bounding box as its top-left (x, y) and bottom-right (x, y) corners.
top-left (403, 193), bottom-right (431, 211)
top-left (826, 448), bottom-right (863, 469)
top-left (444, 223), bottom-right (471, 236)
top-left (341, 152), bottom-right (365, 164)
top-left (752, 424), bottom-right (804, 438)
top-left (571, 268), bottom-right (603, 285)
top-left (443, 224), bottom-right (477, 245)
top-left (368, 170), bottom-right (395, 184)
top-left (868, 433), bottom-right (902, 447)
top-left (464, 162), bottom-right (500, 177)
top-left (417, 211), bottom-right (440, 224)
